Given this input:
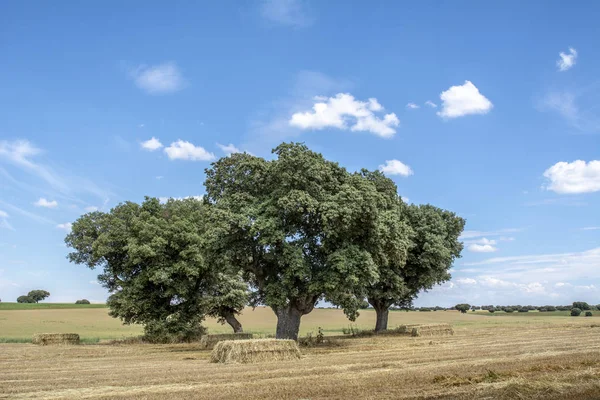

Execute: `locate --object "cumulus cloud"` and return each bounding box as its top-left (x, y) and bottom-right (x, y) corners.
top-left (164, 140), bottom-right (215, 161)
top-left (543, 160), bottom-right (600, 194)
top-left (140, 137), bottom-right (163, 151)
top-left (425, 100), bottom-right (437, 108)
top-left (437, 81), bottom-right (493, 118)
top-left (466, 237), bottom-right (498, 253)
top-left (557, 47), bottom-right (577, 71)
top-left (290, 93), bottom-right (400, 138)
top-left (217, 143), bottom-right (242, 155)
top-left (130, 62), bottom-right (185, 94)
top-left (33, 198), bottom-right (58, 208)
top-left (406, 103), bottom-right (420, 109)
top-left (261, 0), bottom-right (313, 27)
top-left (379, 160), bottom-right (413, 177)
top-left (56, 222), bottom-right (72, 232)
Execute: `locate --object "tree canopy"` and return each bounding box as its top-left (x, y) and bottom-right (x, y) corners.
top-left (66, 197), bottom-right (247, 341)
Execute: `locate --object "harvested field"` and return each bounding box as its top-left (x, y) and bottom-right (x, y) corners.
top-left (210, 339), bottom-right (301, 363)
top-left (199, 333), bottom-right (253, 350)
top-left (31, 333), bottom-right (80, 345)
top-left (2, 318), bottom-right (600, 399)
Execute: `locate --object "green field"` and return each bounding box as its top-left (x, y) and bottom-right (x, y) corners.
top-left (0, 302), bottom-right (107, 310)
top-left (0, 303), bottom-right (595, 343)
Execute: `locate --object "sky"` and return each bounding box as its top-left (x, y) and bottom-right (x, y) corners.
top-left (1, 1), bottom-right (599, 307)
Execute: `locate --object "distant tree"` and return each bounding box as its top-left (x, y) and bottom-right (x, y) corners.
top-left (455, 304), bottom-right (470, 314)
top-left (585, 311), bottom-right (593, 317)
top-left (518, 308), bottom-right (529, 313)
top-left (596, 305), bottom-right (600, 311)
top-left (17, 295), bottom-right (35, 303)
top-left (571, 308), bottom-right (582, 316)
top-left (503, 307), bottom-right (514, 313)
top-left (419, 307), bottom-right (432, 312)
top-left (75, 299), bottom-right (90, 304)
top-left (573, 302), bottom-right (591, 311)
top-left (488, 307), bottom-right (495, 313)
top-left (27, 290), bottom-right (50, 303)
top-left (546, 306), bottom-right (556, 312)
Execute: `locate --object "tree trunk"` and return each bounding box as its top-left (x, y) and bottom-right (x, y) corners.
top-left (223, 311), bottom-right (243, 333)
top-left (274, 305), bottom-right (303, 340)
top-left (374, 306), bottom-right (389, 332)
top-left (369, 298), bottom-right (391, 332)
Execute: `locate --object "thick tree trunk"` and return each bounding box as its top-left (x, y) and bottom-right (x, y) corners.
top-left (274, 306), bottom-right (303, 340)
top-left (374, 306), bottom-right (389, 332)
top-left (369, 298), bottom-right (391, 332)
top-left (223, 311), bottom-right (243, 333)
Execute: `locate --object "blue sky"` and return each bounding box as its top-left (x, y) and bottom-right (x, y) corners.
top-left (1, 1), bottom-right (599, 306)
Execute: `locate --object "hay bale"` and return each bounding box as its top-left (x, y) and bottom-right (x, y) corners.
top-left (32, 333), bottom-right (80, 345)
top-left (210, 339), bottom-right (301, 364)
top-left (407, 324), bottom-right (454, 337)
top-left (199, 333), bottom-right (253, 350)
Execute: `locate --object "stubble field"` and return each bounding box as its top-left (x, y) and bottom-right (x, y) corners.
top-left (1, 306), bottom-right (600, 399)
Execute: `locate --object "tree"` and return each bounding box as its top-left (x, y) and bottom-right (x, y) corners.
top-left (204, 144), bottom-right (383, 340)
top-left (585, 311), bottom-right (593, 317)
top-left (357, 173), bottom-right (464, 331)
top-left (27, 290), bottom-right (50, 303)
top-left (455, 304), bottom-right (470, 313)
top-left (17, 295), bottom-right (35, 303)
top-left (66, 197), bottom-right (247, 341)
top-left (504, 307), bottom-right (514, 313)
top-left (75, 299), bottom-right (90, 304)
top-left (488, 307), bottom-right (495, 313)
top-left (571, 308), bottom-right (582, 316)
top-left (573, 301), bottom-right (591, 311)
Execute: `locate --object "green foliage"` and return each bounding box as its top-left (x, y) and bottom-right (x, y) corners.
top-left (16, 295), bottom-right (35, 303)
top-left (142, 318), bottom-right (207, 343)
top-left (75, 299), bottom-right (90, 304)
top-left (503, 307), bottom-right (514, 313)
top-left (518, 308), bottom-right (529, 313)
top-left (573, 302), bottom-right (591, 310)
top-left (571, 308), bottom-right (582, 316)
top-left (26, 290), bottom-right (50, 303)
top-left (455, 304), bottom-right (470, 313)
top-left (585, 311), bottom-right (593, 317)
top-left (488, 307), bottom-right (495, 313)
top-left (66, 197), bottom-right (247, 340)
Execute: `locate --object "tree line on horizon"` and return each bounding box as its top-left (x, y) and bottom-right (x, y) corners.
top-left (65, 143), bottom-right (465, 342)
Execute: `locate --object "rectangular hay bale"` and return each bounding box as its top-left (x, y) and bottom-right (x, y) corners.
top-left (210, 339), bottom-right (301, 364)
top-left (32, 333), bottom-right (80, 345)
top-left (199, 333), bottom-right (253, 350)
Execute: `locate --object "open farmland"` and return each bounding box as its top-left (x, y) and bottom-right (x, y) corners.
top-left (2, 307), bottom-right (600, 399)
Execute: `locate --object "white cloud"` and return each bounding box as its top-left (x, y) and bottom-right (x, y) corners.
top-left (538, 90), bottom-right (600, 133)
top-left (0, 210), bottom-right (8, 218)
top-left (261, 0), bottom-right (313, 27)
top-left (164, 140), bottom-right (215, 161)
top-left (456, 278), bottom-right (477, 285)
top-left (378, 159), bottom-right (414, 177)
top-left (34, 198), bottom-right (58, 208)
top-left (156, 176), bottom-right (163, 180)
top-left (543, 160), bottom-right (600, 194)
top-left (437, 81), bottom-right (493, 118)
top-left (140, 137), bottom-right (163, 151)
top-left (582, 227), bottom-right (600, 231)
top-left (468, 244), bottom-right (497, 253)
top-left (217, 143), bottom-right (242, 155)
top-left (0, 200), bottom-right (55, 225)
top-left (425, 100), bottom-right (437, 108)
top-left (557, 47), bottom-right (577, 71)
top-left (89, 280), bottom-right (100, 285)
top-left (130, 62), bottom-right (185, 94)
top-left (0, 140), bottom-right (111, 201)
top-left (56, 222), bottom-right (72, 232)
top-left (290, 93), bottom-right (400, 138)
top-left (406, 103), bottom-right (420, 109)
top-left (84, 206), bottom-right (98, 212)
